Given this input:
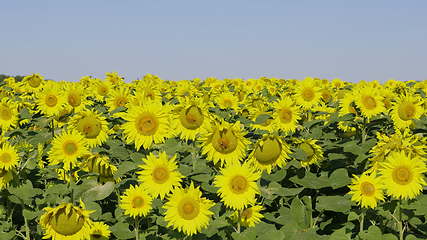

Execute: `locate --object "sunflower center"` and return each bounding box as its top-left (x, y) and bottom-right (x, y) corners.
top-left (68, 93), bottom-right (81, 107)
top-left (398, 102), bottom-right (416, 121)
top-left (0, 152), bottom-right (12, 164)
top-left (50, 208), bottom-right (85, 236)
top-left (178, 198), bottom-right (200, 220)
top-left (361, 96), bottom-right (377, 110)
top-left (230, 175), bottom-right (248, 194)
top-left (302, 88), bottom-right (315, 101)
top-left (152, 167), bottom-right (169, 184)
top-left (254, 137), bottom-right (282, 165)
top-left (360, 182), bottom-right (375, 196)
top-left (222, 98), bottom-right (233, 108)
top-left (0, 107), bottom-right (12, 120)
top-left (78, 116), bottom-right (102, 139)
top-left (45, 95), bottom-right (58, 107)
top-left (132, 196), bottom-right (145, 208)
top-left (179, 106), bottom-right (204, 130)
top-left (321, 90), bottom-right (332, 101)
top-left (299, 143), bottom-right (315, 161)
top-left (241, 208), bottom-right (253, 220)
top-left (115, 97), bottom-right (128, 107)
top-left (279, 108), bottom-right (293, 123)
top-left (63, 141), bottom-right (78, 156)
top-left (97, 85), bottom-right (108, 96)
top-left (28, 76), bottom-right (41, 88)
top-left (90, 231), bottom-right (104, 240)
top-left (392, 166), bottom-right (412, 185)
top-left (212, 129), bottom-right (238, 154)
top-left (136, 114), bottom-right (159, 136)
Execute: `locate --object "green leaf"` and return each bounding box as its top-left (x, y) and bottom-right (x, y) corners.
top-left (290, 171), bottom-right (330, 189)
top-left (254, 114), bottom-right (272, 124)
top-left (22, 209), bottom-right (39, 220)
top-left (8, 180), bottom-right (42, 204)
top-left (290, 197), bottom-right (309, 229)
top-left (317, 196), bottom-right (351, 213)
top-left (329, 168), bottom-right (351, 189)
top-left (82, 181), bottom-right (115, 201)
top-left (110, 222), bottom-right (134, 239)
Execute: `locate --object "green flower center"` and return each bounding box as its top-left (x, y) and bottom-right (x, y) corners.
top-left (254, 137), bottom-right (282, 165)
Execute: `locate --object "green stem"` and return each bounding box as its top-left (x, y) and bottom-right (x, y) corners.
top-left (360, 208), bottom-right (365, 232)
top-left (135, 217), bottom-right (140, 240)
top-left (51, 119), bottom-right (55, 137)
top-left (24, 215), bottom-right (30, 240)
top-left (236, 210), bottom-right (241, 233)
top-left (398, 200), bottom-right (404, 240)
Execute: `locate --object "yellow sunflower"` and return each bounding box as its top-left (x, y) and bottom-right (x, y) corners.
top-left (132, 80), bottom-right (162, 104)
top-left (294, 77), bottom-right (321, 110)
top-left (120, 184), bottom-right (153, 218)
top-left (172, 96), bottom-right (210, 141)
top-left (137, 151), bottom-right (183, 199)
top-left (248, 135), bottom-right (290, 173)
top-left (0, 98), bottom-right (19, 133)
top-left (215, 92), bottom-right (240, 110)
top-left (22, 73), bottom-right (45, 92)
top-left (105, 86), bottom-right (131, 113)
top-left (164, 182), bottom-right (214, 236)
top-left (201, 120), bottom-right (249, 166)
top-left (379, 151), bottom-right (427, 200)
top-left (91, 79), bottom-right (112, 101)
top-left (105, 72), bottom-right (124, 85)
top-left (272, 96), bottom-right (301, 134)
top-left (82, 154), bottom-right (119, 183)
top-left (48, 130), bottom-right (89, 171)
top-left (390, 94), bottom-right (424, 130)
top-left (89, 222), bottom-right (111, 240)
top-left (63, 82), bottom-right (88, 112)
top-left (354, 85), bottom-right (385, 119)
top-left (231, 205), bottom-right (264, 227)
top-left (348, 173), bottom-right (384, 209)
top-left (36, 82), bottom-right (66, 117)
top-left (121, 101), bottom-right (172, 150)
top-left (338, 91), bottom-right (357, 117)
top-left (40, 201), bottom-right (94, 240)
top-left (0, 142), bottom-right (19, 171)
top-left (294, 138), bottom-right (324, 167)
top-left (70, 110), bottom-right (110, 147)
top-left (0, 168), bottom-right (13, 190)
top-left (214, 162), bottom-right (261, 210)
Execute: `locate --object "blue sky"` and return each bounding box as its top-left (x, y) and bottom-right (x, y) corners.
top-left (1, 1), bottom-right (427, 82)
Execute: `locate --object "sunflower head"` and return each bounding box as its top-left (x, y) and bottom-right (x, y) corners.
top-left (249, 135), bottom-right (290, 173)
top-left (89, 222), bottom-right (111, 240)
top-left (0, 142), bottom-right (19, 171)
top-left (120, 184), bottom-right (153, 218)
top-left (295, 139), bottom-right (323, 167)
top-left (348, 173), bottom-right (384, 209)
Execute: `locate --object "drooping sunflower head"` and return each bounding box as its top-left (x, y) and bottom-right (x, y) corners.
top-left (348, 173), bottom-right (384, 209)
top-left (294, 138), bottom-right (324, 168)
top-left (71, 110), bottom-right (109, 147)
top-left (89, 221), bottom-right (111, 240)
top-left (120, 184), bottom-right (153, 218)
top-left (249, 135), bottom-right (290, 173)
top-left (40, 201), bottom-right (94, 240)
top-left (214, 162), bottom-right (261, 210)
top-left (137, 151), bottom-right (183, 199)
top-left (164, 182), bottom-right (214, 236)
top-left (82, 154), bottom-right (118, 183)
top-left (173, 97), bottom-right (210, 141)
top-left (379, 151), bottom-right (427, 200)
top-left (0, 142), bottom-right (19, 171)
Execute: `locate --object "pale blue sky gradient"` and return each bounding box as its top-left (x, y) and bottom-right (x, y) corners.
top-left (1, 1), bottom-right (427, 82)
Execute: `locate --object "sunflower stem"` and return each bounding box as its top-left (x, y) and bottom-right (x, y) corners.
top-left (359, 208), bottom-right (365, 232)
top-left (23, 214), bottom-right (30, 240)
top-left (236, 210), bottom-right (241, 233)
top-left (135, 217), bottom-right (140, 240)
top-left (398, 200), bottom-right (404, 240)
top-left (51, 119), bottom-right (55, 137)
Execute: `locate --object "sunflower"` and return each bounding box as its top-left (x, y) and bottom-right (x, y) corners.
top-left (48, 130), bottom-right (89, 171)
top-left (82, 154), bottom-right (119, 183)
top-left (248, 135), bottom-right (290, 173)
top-left (172, 96), bottom-right (210, 141)
top-left (354, 85), bottom-right (385, 119)
top-left (137, 151), bottom-right (183, 199)
top-left (91, 79), bottom-right (112, 101)
top-left (120, 184), bottom-right (153, 218)
top-left (214, 162), bottom-right (261, 210)
top-left (294, 77), bottom-right (321, 110)
top-left (338, 91), bottom-right (357, 117)
top-left (390, 94), bottom-right (424, 130)
top-left (121, 101), bottom-right (172, 150)
top-left (22, 73), bottom-right (45, 92)
top-left (231, 205), bottom-right (264, 227)
top-left (294, 138), bottom-right (324, 167)
top-left (250, 108), bottom-right (276, 132)
top-left (89, 222), bottom-right (111, 240)
top-left (105, 86), bottom-right (131, 113)
top-left (272, 96), bottom-right (301, 134)
top-left (0, 98), bottom-right (18, 133)
top-left (63, 82), bottom-right (88, 112)
top-left (379, 151), bottom-right (427, 200)
top-left (105, 72), bottom-right (124, 85)
top-left (201, 120), bottom-right (249, 166)
top-left (36, 82), bottom-right (66, 117)
top-left (132, 80), bottom-right (162, 104)
top-left (40, 201), bottom-right (94, 240)
top-left (0, 142), bottom-right (19, 171)
top-left (215, 92), bottom-right (240, 110)
top-left (70, 110), bottom-right (110, 147)
top-left (0, 168), bottom-right (13, 190)
top-left (164, 182), bottom-right (214, 236)
top-left (348, 173), bottom-right (384, 208)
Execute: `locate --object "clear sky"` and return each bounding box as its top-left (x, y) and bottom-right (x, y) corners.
top-left (1, 1), bottom-right (427, 82)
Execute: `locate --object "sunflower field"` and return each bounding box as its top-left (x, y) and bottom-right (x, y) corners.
top-left (1, 73), bottom-right (427, 240)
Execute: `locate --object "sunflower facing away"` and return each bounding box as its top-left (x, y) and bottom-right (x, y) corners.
top-left (164, 183), bottom-right (214, 236)
top-left (248, 135), bottom-right (290, 174)
top-left (348, 173), bottom-right (384, 209)
top-left (121, 101), bottom-right (172, 150)
top-left (214, 162), bottom-right (261, 210)
top-left (0, 142), bottom-right (19, 171)
top-left (120, 184), bottom-right (153, 218)
top-left (48, 130), bottom-right (89, 171)
top-left (89, 221), bottom-right (111, 240)
top-left (379, 151), bottom-right (427, 200)
top-left (40, 201), bottom-right (94, 240)
top-left (294, 138), bottom-right (324, 167)
top-left (70, 110), bottom-right (110, 147)
top-left (231, 205), bottom-right (264, 228)
top-left (201, 120), bottom-right (249, 166)
top-left (137, 151), bottom-right (183, 199)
